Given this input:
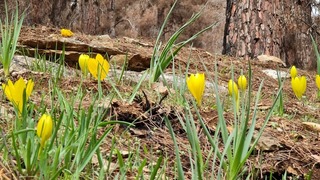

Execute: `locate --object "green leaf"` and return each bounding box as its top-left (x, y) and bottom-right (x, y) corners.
top-left (311, 35), bottom-right (320, 74)
top-left (150, 155), bottom-right (163, 180)
top-left (165, 116), bottom-right (185, 180)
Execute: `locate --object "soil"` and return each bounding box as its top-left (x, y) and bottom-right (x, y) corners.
top-left (1, 26), bottom-right (320, 179)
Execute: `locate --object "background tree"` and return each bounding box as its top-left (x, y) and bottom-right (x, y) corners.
top-left (223, 0), bottom-right (317, 69)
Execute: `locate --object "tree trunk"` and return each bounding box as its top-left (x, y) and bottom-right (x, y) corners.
top-left (223, 0), bottom-right (316, 69)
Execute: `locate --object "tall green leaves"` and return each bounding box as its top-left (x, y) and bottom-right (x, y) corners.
top-left (149, 0), bottom-right (217, 83)
top-left (0, 1), bottom-right (25, 76)
top-left (311, 35), bottom-right (320, 75)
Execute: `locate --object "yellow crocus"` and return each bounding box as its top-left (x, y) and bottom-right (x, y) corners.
top-left (228, 80), bottom-right (239, 100)
top-left (2, 77), bottom-right (34, 114)
top-left (291, 76), bottom-right (307, 100)
top-left (316, 75), bottom-right (320, 90)
top-left (87, 53), bottom-right (110, 80)
top-left (237, 75), bottom-right (247, 91)
top-left (228, 79), bottom-right (239, 111)
top-left (290, 66), bottom-right (297, 79)
top-left (78, 54), bottom-right (90, 75)
top-left (37, 114), bottom-right (53, 147)
top-left (186, 73), bottom-right (205, 106)
top-left (61, 28), bottom-right (73, 37)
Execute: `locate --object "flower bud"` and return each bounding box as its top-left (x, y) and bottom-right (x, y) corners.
top-left (186, 73), bottom-right (205, 106)
top-left (37, 114), bottom-right (53, 147)
top-left (237, 75), bottom-right (247, 91)
top-left (290, 66), bottom-right (297, 79)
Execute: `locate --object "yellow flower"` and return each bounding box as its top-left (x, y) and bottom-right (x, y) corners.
top-left (37, 114), bottom-right (53, 147)
top-left (291, 76), bottom-right (307, 100)
top-left (316, 75), bottom-right (320, 90)
top-left (61, 28), bottom-right (73, 37)
top-left (290, 65), bottom-right (297, 79)
top-left (2, 77), bottom-right (34, 114)
top-left (237, 75), bottom-right (247, 91)
top-left (78, 54), bottom-right (90, 75)
top-left (87, 53), bottom-right (110, 80)
top-left (228, 80), bottom-right (239, 100)
top-left (186, 73), bottom-right (205, 106)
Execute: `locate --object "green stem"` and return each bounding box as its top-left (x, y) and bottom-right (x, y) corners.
top-left (278, 90), bottom-right (284, 116)
top-left (3, 68), bottom-right (9, 77)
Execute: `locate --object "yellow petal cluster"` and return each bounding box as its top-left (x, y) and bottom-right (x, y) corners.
top-left (78, 54), bottom-right (90, 75)
top-left (237, 75), bottom-right (247, 91)
top-left (186, 73), bottom-right (205, 106)
top-left (2, 77), bottom-right (34, 114)
top-left (37, 114), bottom-right (53, 147)
top-left (290, 66), bottom-right (297, 79)
top-left (60, 28), bottom-right (73, 37)
top-left (316, 75), bottom-right (320, 90)
top-left (87, 53), bottom-right (110, 80)
top-left (228, 80), bottom-right (239, 101)
top-left (291, 76), bottom-right (307, 100)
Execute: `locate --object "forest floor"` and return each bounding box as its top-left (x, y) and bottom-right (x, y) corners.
top-left (1, 26), bottom-right (320, 179)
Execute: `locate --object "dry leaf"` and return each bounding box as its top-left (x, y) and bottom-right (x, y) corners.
top-left (302, 122), bottom-right (320, 132)
top-left (255, 132), bottom-right (281, 151)
top-left (151, 82), bottom-right (169, 95)
top-left (257, 103), bottom-right (271, 110)
top-left (287, 166), bottom-right (298, 175)
top-left (311, 155), bottom-right (320, 163)
top-left (129, 128), bottom-right (147, 137)
top-left (227, 126), bottom-right (233, 134)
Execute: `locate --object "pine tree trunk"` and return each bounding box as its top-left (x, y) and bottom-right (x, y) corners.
top-left (223, 0), bottom-right (316, 69)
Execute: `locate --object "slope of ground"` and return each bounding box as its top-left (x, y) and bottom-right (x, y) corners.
top-left (0, 26), bottom-right (320, 179)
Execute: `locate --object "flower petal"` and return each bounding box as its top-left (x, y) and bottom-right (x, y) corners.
top-left (37, 114), bottom-right (53, 147)
top-left (316, 75), bottom-right (320, 90)
top-left (291, 76), bottom-right (306, 100)
top-left (2, 83), bottom-right (13, 102)
top-left (61, 29), bottom-right (73, 37)
top-left (238, 75), bottom-right (247, 91)
top-left (87, 54), bottom-right (110, 80)
top-left (187, 73), bottom-right (205, 106)
top-left (290, 66), bottom-right (297, 79)
top-left (26, 79), bottom-right (34, 100)
top-left (96, 54), bottom-right (110, 80)
top-left (79, 54), bottom-right (90, 75)
top-left (87, 57), bottom-right (99, 79)
top-left (14, 77), bottom-right (26, 110)
top-left (228, 80), bottom-right (239, 100)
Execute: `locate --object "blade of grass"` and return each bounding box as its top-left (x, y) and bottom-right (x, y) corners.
top-left (77, 126), bottom-right (113, 173)
top-left (150, 155), bottom-right (163, 180)
top-left (164, 116), bottom-right (185, 180)
top-left (311, 35), bottom-right (320, 74)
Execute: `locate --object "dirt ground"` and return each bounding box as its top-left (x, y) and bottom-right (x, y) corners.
top-left (1, 26), bottom-right (320, 179)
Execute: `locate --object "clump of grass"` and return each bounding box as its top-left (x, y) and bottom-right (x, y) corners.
top-left (0, 1), bottom-right (25, 77)
top-left (149, 0), bottom-right (217, 84)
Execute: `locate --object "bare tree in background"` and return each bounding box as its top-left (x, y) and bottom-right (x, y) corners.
top-left (223, 0), bottom-right (317, 69)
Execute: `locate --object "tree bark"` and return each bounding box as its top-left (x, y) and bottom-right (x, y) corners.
top-left (223, 0), bottom-right (316, 69)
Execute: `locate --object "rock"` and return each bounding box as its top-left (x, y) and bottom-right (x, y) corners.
top-left (262, 69), bottom-right (290, 79)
